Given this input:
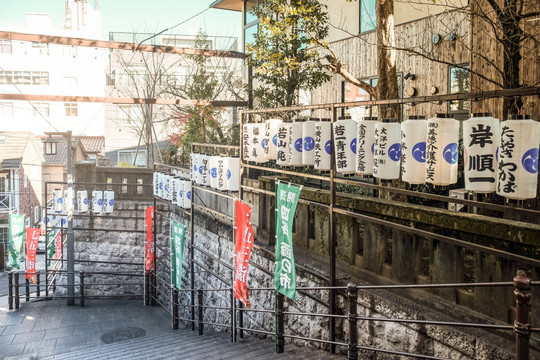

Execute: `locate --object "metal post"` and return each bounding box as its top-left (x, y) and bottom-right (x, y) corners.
top-left (198, 289), bottom-right (204, 335)
top-left (151, 272), bottom-right (156, 306)
top-left (328, 104), bottom-right (337, 354)
top-left (36, 272), bottom-right (40, 298)
top-left (79, 271), bottom-right (85, 307)
top-left (66, 131), bottom-right (75, 306)
top-left (25, 278), bottom-right (30, 302)
top-left (14, 272), bottom-right (19, 309)
top-left (238, 301), bottom-right (244, 338)
top-left (8, 271), bottom-right (13, 310)
top-left (230, 289), bottom-right (236, 343)
top-left (144, 271), bottom-right (150, 306)
top-left (347, 283), bottom-right (359, 360)
top-left (172, 288), bottom-right (179, 330)
top-left (190, 143), bottom-right (196, 331)
top-left (514, 272), bottom-right (531, 360)
top-left (275, 292), bottom-right (285, 354)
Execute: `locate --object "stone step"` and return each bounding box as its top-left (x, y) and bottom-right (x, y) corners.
top-left (41, 328), bottom-right (347, 360)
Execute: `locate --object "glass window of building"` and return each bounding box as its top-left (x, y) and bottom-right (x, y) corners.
top-left (448, 64), bottom-right (470, 114)
top-left (64, 102), bottom-right (78, 116)
top-left (360, 0), bottom-right (376, 33)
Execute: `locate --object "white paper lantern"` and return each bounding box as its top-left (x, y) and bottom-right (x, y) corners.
top-left (171, 177), bottom-right (180, 204)
top-left (356, 117), bottom-right (377, 175)
top-left (251, 123), bottom-right (267, 163)
top-left (51, 213), bottom-right (61, 228)
top-left (63, 189), bottom-right (75, 213)
top-left (314, 120), bottom-right (332, 171)
top-left (52, 189), bottom-right (63, 212)
top-left (302, 120), bottom-right (317, 166)
top-left (103, 190), bottom-right (115, 214)
top-left (216, 157), bottom-right (227, 191)
top-left (190, 154), bottom-right (199, 181)
top-left (425, 114), bottom-right (460, 186)
top-left (208, 156), bottom-right (220, 189)
top-left (242, 123), bottom-right (253, 161)
top-left (157, 172), bottom-right (164, 198)
top-left (333, 117), bottom-right (357, 174)
top-left (401, 116), bottom-right (427, 185)
top-left (264, 118), bottom-right (283, 160)
top-left (289, 121), bottom-right (304, 167)
top-left (225, 157), bottom-right (240, 192)
top-left (164, 174), bottom-right (172, 200)
top-left (59, 215), bottom-right (67, 228)
top-left (373, 120), bottom-right (401, 180)
top-left (177, 180), bottom-right (185, 208)
top-left (276, 123), bottom-right (291, 167)
top-left (463, 113), bottom-right (500, 193)
top-left (183, 180), bottom-right (192, 209)
top-left (497, 115), bottom-right (540, 200)
top-left (153, 172), bottom-right (160, 196)
top-left (77, 190), bottom-right (89, 213)
top-left (92, 190), bottom-right (103, 214)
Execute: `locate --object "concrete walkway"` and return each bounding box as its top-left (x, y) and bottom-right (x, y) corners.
top-left (0, 289), bottom-right (345, 360)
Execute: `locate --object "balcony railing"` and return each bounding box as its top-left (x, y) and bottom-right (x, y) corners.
top-left (0, 192), bottom-right (12, 212)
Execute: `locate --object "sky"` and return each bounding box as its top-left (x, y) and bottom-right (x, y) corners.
top-left (0, 0), bottom-right (241, 40)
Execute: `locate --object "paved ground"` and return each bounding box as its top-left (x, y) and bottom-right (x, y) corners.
top-left (0, 287), bottom-right (344, 360)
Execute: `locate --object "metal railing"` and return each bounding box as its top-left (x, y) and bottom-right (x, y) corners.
top-left (145, 270), bottom-right (536, 360)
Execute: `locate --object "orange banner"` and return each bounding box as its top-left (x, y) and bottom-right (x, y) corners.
top-left (25, 227), bottom-right (41, 280)
top-left (145, 206), bottom-right (155, 272)
top-left (234, 200), bottom-right (255, 308)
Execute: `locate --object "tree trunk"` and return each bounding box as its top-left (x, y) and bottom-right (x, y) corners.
top-left (376, 0), bottom-right (400, 120)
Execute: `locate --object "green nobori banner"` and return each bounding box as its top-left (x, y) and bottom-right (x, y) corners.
top-left (171, 221), bottom-right (186, 289)
top-left (274, 182), bottom-right (302, 300)
top-left (8, 213), bottom-right (25, 269)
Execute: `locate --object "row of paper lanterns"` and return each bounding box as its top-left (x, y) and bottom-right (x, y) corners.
top-left (153, 172), bottom-right (192, 209)
top-left (243, 115), bottom-right (539, 200)
top-left (48, 189), bottom-right (115, 220)
top-left (189, 154), bottom-right (240, 192)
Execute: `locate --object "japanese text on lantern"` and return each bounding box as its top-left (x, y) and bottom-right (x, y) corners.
top-left (498, 125), bottom-right (517, 194)
top-left (334, 125), bottom-right (347, 170)
top-left (276, 126), bottom-right (288, 163)
top-left (426, 122), bottom-right (439, 181)
top-left (357, 123), bottom-right (367, 172)
top-left (252, 126), bottom-right (260, 159)
top-left (468, 124), bottom-right (496, 184)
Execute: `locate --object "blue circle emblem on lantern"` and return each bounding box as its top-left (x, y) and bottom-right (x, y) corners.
top-left (83, 198), bottom-right (88, 205)
top-left (325, 140), bottom-right (332, 155)
top-left (522, 148), bottom-right (539, 174)
top-left (199, 165), bottom-right (204, 175)
top-left (109, 199), bottom-right (114, 206)
top-left (350, 138), bottom-right (357, 154)
top-left (294, 138), bottom-right (303, 153)
top-left (371, 143), bottom-right (375, 154)
top-left (261, 138), bottom-right (267, 150)
top-left (443, 143), bottom-right (459, 164)
top-left (388, 143), bottom-right (401, 161)
top-left (272, 134), bottom-right (278, 146)
top-left (211, 168), bottom-right (218, 178)
top-left (97, 199), bottom-right (103, 206)
top-left (303, 137), bottom-right (315, 151)
top-left (187, 191), bottom-right (192, 200)
top-left (227, 169), bottom-right (232, 180)
top-left (412, 142), bottom-right (426, 163)
top-left (193, 164), bottom-right (197, 171)
top-left (57, 197), bottom-right (63, 204)
top-left (179, 190), bottom-right (184, 198)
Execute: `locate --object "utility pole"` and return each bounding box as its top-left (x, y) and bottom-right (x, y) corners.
top-left (46, 131), bottom-right (75, 305)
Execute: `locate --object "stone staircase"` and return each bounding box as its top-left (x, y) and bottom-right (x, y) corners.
top-left (41, 328), bottom-right (345, 360)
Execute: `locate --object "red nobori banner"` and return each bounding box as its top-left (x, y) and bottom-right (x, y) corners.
top-left (234, 200), bottom-right (255, 308)
top-left (25, 227), bottom-right (41, 280)
top-left (145, 206), bottom-right (155, 272)
top-left (55, 233), bottom-right (62, 260)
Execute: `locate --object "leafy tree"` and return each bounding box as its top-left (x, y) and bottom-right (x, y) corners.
top-left (246, 0), bottom-right (331, 109)
top-left (166, 33), bottom-right (241, 159)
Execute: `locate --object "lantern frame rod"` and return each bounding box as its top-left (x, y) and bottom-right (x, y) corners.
top-left (241, 87), bottom-right (540, 114)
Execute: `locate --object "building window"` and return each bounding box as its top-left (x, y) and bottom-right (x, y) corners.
top-left (0, 102), bottom-right (13, 117)
top-left (63, 76), bottom-right (78, 87)
top-left (0, 225), bottom-right (8, 244)
top-left (32, 102), bottom-right (50, 117)
top-left (62, 45), bottom-right (77, 57)
top-left (360, 0), bottom-right (376, 33)
top-left (34, 206), bottom-right (40, 225)
top-left (118, 150), bottom-right (146, 167)
top-left (0, 71), bottom-right (49, 85)
top-left (32, 41), bottom-right (49, 55)
top-left (243, 1), bottom-right (260, 52)
top-left (0, 175), bottom-right (7, 192)
top-left (64, 102), bottom-right (78, 116)
top-left (45, 141), bottom-right (57, 155)
top-left (0, 39), bottom-right (12, 54)
top-left (448, 64), bottom-right (470, 114)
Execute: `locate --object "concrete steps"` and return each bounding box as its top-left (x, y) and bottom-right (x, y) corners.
top-left (41, 328), bottom-right (345, 360)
